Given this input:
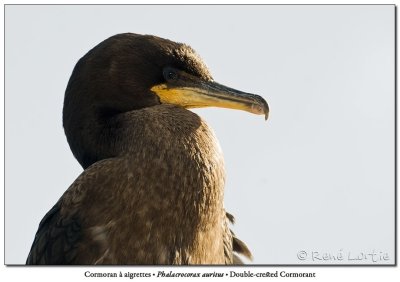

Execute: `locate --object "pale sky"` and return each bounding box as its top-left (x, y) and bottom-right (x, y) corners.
top-left (5, 5), bottom-right (395, 265)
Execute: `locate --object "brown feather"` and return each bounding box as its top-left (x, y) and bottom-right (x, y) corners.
top-left (26, 33), bottom-right (255, 265)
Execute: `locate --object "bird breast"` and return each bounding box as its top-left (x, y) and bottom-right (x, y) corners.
top-left (77, 104), bottom-right (227, 263)
top-left (120, 104), bottom-right (226, 220)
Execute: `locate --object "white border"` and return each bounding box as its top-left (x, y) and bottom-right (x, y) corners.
top-left (1, 1), bottom-right (398, 281)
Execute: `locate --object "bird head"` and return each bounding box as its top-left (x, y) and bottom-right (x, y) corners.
top-left (64, 33), bottom-right (268, 120)
top-left (63, 33), bottom-right (269, 168)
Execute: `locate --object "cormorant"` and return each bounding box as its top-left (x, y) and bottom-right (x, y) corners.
top-left (26, 33), bottom-right (269, 264)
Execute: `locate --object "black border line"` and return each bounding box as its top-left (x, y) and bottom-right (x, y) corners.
top-left (3, 1), bottom-right (5, 269)
top-left (394, 3), bottom-right (397, 269)
top-left (1, 3), bottom-right (397, 5)
top-left (3, 3), bottom-right (397, 267)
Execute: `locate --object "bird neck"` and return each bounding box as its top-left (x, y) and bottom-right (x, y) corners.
top-left (63, 107), bottom-right (121, 169)
top-left (65, 103), bottom-right (227, 214)
top-left (66, 104), bottom-right (228, 262)
top-left (113, 104), bottom-right (227, 261)
top-left (116, 104), bottom-right (226, 218)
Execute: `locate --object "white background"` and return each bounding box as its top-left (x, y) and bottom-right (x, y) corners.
top-left (4, 5), bottom-right (395, 266)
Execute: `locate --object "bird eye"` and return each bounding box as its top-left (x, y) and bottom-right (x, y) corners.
top-left (163, 67), bottom-right (179, 82)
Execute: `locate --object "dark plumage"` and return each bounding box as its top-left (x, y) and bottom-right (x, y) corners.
top-left (26, 33), bottom-right (268, 264)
